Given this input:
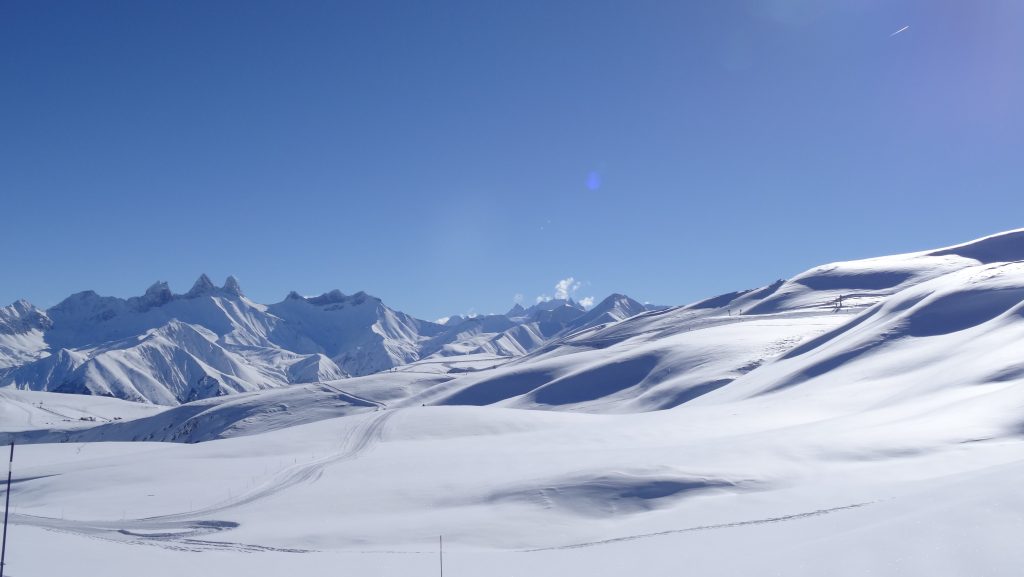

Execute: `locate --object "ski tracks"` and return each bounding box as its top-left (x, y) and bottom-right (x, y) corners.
top-left (163, 407), bottom-right (399, 518)
top-left (9, 408), bottom-right (400, 552)
top-left (523, 502), bottom-right (873, 551)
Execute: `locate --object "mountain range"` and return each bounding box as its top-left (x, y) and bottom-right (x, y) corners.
top-left (5, 228), bottom-right (1024, 439)
top-left (0, 275), bottom-right (652, 404)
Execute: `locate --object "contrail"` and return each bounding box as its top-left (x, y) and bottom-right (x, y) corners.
top-left (890, 25), bottom-right (910, 37)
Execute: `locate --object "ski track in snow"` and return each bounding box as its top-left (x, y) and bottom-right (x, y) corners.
top-left (319, 382), bottom-right (388, 410)
top-left (8, 408), bottom-right (399, 552)
top-left (523, 502), bottom-right (873, 551)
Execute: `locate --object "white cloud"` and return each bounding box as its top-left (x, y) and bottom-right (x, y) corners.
top-left (535, 277), bottom-right (590, 305)
top-left (579, 296), bottom-right (595, 309)
top-left (513, 293), bottom-right (524, 304)
top-left (554, 277), bottom-right (581, 300)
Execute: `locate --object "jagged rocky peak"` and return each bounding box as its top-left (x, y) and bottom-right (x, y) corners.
top-left (507, 303), bottom-right (527, 317)
top-left (10, 299), bottom-right (35, 315)
top-left (141, 281), bottom-right (173, 307)
top-left (145, 281), bottom-right (171, 295)
top-left (307, 289), bottom-right (347, 305)
top-left (222, 275), bottom-right (244, 297)
top-left (0, 299), bottom-right (52, 333)
top-left (42, 291), bottom-right (94, 316)
top-left (177, 275), bottom-right (244, 299)
top-left (526, 298), bottom-right (584, 316)
top-left (305, 289), bottom-right (379, 308)
top-left (351, 290), bottom-right (378, 304)
top-left (65, 290), bottom-right (100, 302)
top-left (185, 274), bottom-right (217, 298)
top-left (444, 314), bottom-right (466, 326)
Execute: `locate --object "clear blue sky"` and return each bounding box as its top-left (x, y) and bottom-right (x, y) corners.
top-left (2, 1), bottom-right (1022, 319)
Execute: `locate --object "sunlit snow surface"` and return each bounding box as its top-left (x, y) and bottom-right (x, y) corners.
top-left (3, 229), bottom-right (1024, 576)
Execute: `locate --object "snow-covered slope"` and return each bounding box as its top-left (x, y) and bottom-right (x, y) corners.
top-left (0, 299), bottom-right (51, 368)
top-left (0, 387), bottom-right (166, 439)
top-left (418, 296), bottom-right (646, 361)
top-left (5, 230), bottom-right (1023, 408)
top-left (705, 259), bottom-right (1024, 409)
top-left (407, 229), bottom-right (1024, 413)
top-left (266, 290), bottom-right (442, 376)
top-left (3, 229), bottom-right (1024, 576)
top-left (1, 370), bottom-right (451, 445)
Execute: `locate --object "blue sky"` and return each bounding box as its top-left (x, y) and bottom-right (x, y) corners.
top-left (2, 1), bottom-right (1022, 319)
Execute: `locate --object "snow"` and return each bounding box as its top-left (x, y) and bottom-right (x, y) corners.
top-left (0, 275), bottom-right (663, 405)
top-left (4, 403), bottom-right (1024, 575)
top-left (3, 229), bottom-right (1024, 575)
top-left (0, 299), bottom-right (50, 368)
top-left (0, 387), bottom-right (166, 439)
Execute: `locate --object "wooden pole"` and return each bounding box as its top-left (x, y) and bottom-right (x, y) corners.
top-left (1, 441), bottom-right (14, 577)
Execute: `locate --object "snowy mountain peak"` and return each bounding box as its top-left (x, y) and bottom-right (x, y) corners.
top-left (144, 317), bottom-right (217, 343)
top-left (222, 275), bottom-right (244, 296)
top-left (0, 299), bottom-right (52, 335)
top-left (186, 274), bottom-right (217, 298)
top-left (280, 289), bottom-right (381, 308)
top-left (506, 303), bottom-right (527, 317)
top-left (569, 293), bottom-right (647, 328)
top-left (145, 281), bottom-right (171, 296)
top-left (594, 293), bottom-right (644, 312)
top-left (524, 298), bottom-right (584, 317)
top-left (304, 290), bottom-right (379, 308)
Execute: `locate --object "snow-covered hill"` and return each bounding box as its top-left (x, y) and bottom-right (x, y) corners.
top-left (418, 295), bottom-right (647, 359)
top-left (3, 229), bottom-right (1024, 576)
top-left (394, 229), bottom-right (1024, 414)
